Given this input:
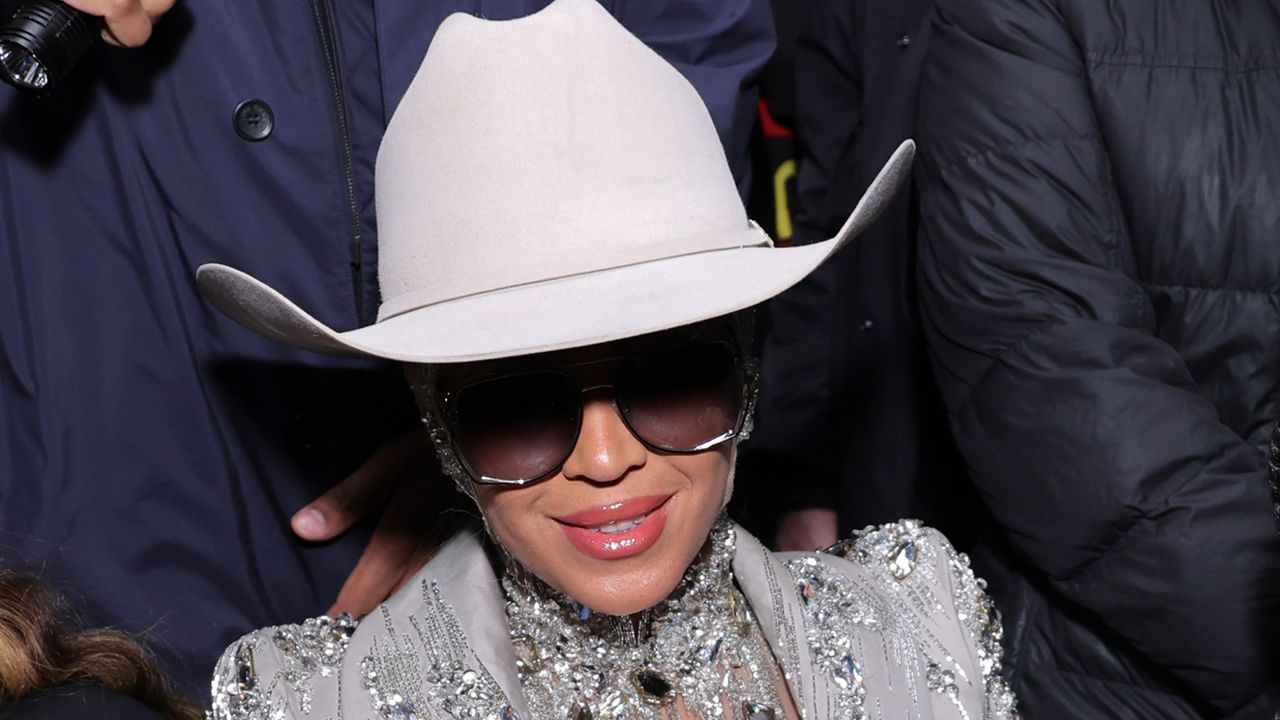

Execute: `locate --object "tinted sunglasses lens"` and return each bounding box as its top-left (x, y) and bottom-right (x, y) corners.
top-left (453, 372), bottom-right (579, 482)
top-left (618, 342), bottom-right (743, 451)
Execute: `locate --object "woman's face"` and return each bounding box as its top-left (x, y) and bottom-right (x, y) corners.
top-left (423, 323), bottom-right (740, 615)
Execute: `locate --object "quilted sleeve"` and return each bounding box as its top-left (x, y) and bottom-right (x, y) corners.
top-left (915, 0), bottom-right (1280, 711)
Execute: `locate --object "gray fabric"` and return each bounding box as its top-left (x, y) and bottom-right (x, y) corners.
top-left (210, 522), bottom-right (1012, 719)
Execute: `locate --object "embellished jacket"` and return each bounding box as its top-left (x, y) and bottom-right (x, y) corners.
top-left (208, 521), bottom-right (1018, 720)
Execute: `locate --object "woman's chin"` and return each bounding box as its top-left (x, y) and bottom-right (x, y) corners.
top-left (566, 576), bottom-right (677, 616)
top-left (552, 526), bottom-right (706, 615)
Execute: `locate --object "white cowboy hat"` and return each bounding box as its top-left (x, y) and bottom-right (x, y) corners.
top-left (196, 0), bottom-right (913, 364)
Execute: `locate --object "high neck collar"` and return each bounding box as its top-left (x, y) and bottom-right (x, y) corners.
top-left (498, 517), bottom-right (794, 719)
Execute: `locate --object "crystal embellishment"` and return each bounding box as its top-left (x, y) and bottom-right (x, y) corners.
top-left (208, 637), bottom-right (284, 720)
top-left (362, 655), bottom-right (420, 719)
top-left (888, 541), bottom-right (918, 580)
top-left (633, 671), bottom-right (674, 704)
top-left (505, 517), bottom-right (787, 720)
top-left (851, 520), bottom-right (1021, 719)
top-left (785, 557), bottom-right (872, 720)
top-left (943, 547), bottom-right (1022, 719)
top-left (352, 583), bottom-right (513, 720)
top-left (272, 613), bottom-right (357, 714)
top-left (741, 701), bottom-right (777, 720)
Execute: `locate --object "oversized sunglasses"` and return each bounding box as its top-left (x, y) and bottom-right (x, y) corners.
top-left (430, 341), bottom-right (749, 486)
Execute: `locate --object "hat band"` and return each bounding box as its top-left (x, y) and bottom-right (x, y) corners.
top-left (375, 223), bottom-right (772, 322)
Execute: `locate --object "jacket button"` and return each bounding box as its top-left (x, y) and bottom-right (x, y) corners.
top-left (233, 99), bottom-right (274, 141)
top-left (897, 34), bottom-right (912, 48)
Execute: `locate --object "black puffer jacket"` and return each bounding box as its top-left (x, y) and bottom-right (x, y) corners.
top-left (916, 1), bottom-right (1280, 717)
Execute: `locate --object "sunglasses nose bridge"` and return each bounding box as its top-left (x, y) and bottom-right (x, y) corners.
top-left (561, 384), bottom-right (647, 484)
top-left (444, 341), bottom-right (744, 486)
top-left (578, 382), bottom-right (629, 426)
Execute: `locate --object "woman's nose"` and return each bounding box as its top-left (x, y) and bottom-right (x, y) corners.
top-left (560, 390), bottom-right (647, 483)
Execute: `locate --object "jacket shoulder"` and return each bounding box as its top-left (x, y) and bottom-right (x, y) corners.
top-left (209, 614), bottom-right (359, 720)
top-left (782, 519), bottom-right (1020, 719)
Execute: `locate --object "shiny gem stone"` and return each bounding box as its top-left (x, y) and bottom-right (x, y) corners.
top-left (382, 694), bottom-right (416, 719)
top-left (634, 666), bottom-right (675, 702)
top-left (798, 578), bottom-right (816, 605)
top-left (832, 653), bottom-right (863, 690)
top-left (889, 540), bottom-right (919, 580)
top-left (235, 645), bottom-right (256, 690)
top-left (741, 701), bottom-right (777, 720)
top-left (634, 670), bottom-right (674, 703)
top-left (824, 538), bottom-right (857, 558)
top-left (707, 636), bottom-right (723, 662)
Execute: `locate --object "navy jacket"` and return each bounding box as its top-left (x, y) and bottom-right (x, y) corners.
top-left (0, 0), bottom-right (772, 691)
top-left (1, 684), bottom-right (163, 720)
top-left (917, 0), bottom-right (1280, 716)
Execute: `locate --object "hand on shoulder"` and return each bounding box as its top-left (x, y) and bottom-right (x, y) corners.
top-left (61, 0), bottom-right (175, 47)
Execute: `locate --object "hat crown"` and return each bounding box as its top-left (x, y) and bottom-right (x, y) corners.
top-left (373, 0), bottom-right (749, 321)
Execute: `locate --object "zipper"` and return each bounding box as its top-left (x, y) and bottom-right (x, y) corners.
top-left (308, 0), bottom-right (366, 324)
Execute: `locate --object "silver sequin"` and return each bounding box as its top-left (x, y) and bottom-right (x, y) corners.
top-left (504, 517), bottom-right (785, 720)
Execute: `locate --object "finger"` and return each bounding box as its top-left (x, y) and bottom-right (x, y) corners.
top-left (326, 522), bottom-right (414, 618)
top-left (325, 477), bottom-right (431, 617)
top-left (62, 0), bottom-right (153, 48)
top-left (391, 532), bottom-right (439, 596)
top-left (293, 431), bottom-right (431, 542)
top-left (99, 15), bottom-right (151, 48)
top-left (773, 508), bottom-right (838, 551)
top-left (140, 0), bottom-right (176, 20)
top-left (60, 0), bottom-right (135, 17)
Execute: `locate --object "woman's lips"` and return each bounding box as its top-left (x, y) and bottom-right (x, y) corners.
top-left (555, 494), bottom-right (671, 527)
top-left (554, 494), bottom-right (672, 560)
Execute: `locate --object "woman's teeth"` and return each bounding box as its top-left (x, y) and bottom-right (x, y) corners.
top-left (594, 512), bottom-right (650, 534)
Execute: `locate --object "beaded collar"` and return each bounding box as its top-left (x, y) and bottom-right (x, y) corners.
top-left (501, 517), bottom-right (787, 720)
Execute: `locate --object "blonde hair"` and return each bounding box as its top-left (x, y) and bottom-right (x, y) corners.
top-left (0, 569), bottom-right (201, 720)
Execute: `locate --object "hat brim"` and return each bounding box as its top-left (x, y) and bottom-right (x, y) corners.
top-left (197, 140), bottom-right (913, 364)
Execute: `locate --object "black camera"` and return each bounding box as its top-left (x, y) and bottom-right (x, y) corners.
top-left (0, 1), bottom-right (100, 92)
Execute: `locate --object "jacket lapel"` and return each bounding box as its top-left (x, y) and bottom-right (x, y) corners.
top-left (731, 524), bottom-right (832, 720)
top-left (384, 522), bottom-right (832, 720)
top-left (408, 526), bottom-right (531, 719)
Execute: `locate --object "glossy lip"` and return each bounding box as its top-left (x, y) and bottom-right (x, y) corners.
top-left (554, 494), bottom-right (673, 561)
top-left (554, 494), bottom-right (672, 528)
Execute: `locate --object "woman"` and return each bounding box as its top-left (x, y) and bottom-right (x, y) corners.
top-left (0, 570), bottom-right (200, 720)
top-left (198, 1), bottom-right (1018, 717)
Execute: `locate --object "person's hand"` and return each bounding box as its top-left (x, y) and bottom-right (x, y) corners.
top-left (291, 430), bottom-right (442, 618)
top-left (773, 507), bottom-right (839, 552)
top-left (61, 0), bottom-right (176, 48)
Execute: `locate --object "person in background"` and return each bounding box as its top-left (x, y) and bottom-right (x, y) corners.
top-left (0, 569), bottom-right (200, 720)
top-left (0, 0), bottom-right (773, 692)
top-left (916, 0), bottom-right (1280, 716)
top-left (739, 0), bottom-right (962, 552)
